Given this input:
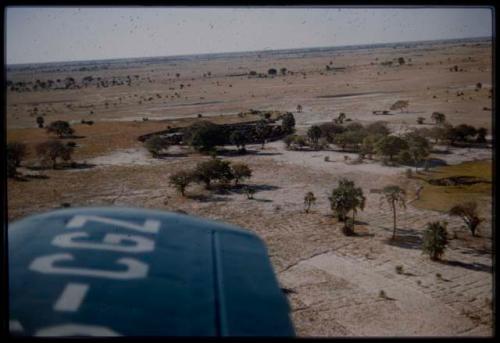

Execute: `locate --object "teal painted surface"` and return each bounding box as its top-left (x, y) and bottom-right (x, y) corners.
top-left (9, 207), bottom-right (295, 337)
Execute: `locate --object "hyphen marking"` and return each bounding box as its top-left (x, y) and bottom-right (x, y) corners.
top-left (53, 283), bottom-right (89, 312)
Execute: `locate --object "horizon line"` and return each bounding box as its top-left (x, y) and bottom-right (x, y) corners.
top-left (7, 35), bottom-right (492, 67)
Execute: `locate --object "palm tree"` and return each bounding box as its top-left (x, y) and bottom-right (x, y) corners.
top-left (380, 185), bottom-right (406, 239)
top-left (304, 191), bottom-right (316, 213)
top-left (328, 178), bottom-right (366, 234)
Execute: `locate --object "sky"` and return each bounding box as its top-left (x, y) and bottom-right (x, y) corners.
top-left (5, 6), bottom-right (493, 65)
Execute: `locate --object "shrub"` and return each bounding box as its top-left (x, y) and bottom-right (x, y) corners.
top-left (417, 117), bottom-right (425, 125)
top-left (304, 191), bottom-right (316, 213)
top-left (283, 134), bottom-right (295, 149)
top-left (231, 163), bottom-right (252, 185)
top-left (36, 140), bottom-right (73, 169)
top-left (422, 221), bottom-right (448, 261)
top-left (449, 202), bottom-right (483, 236)
top-left (46, 120), bottom-right (74, 138)
top-left (267, 68), bottom-right (277, 76)
top-left (395, 265), bottom-right (404, 274)
top-left (169, 170), bottom-right (193, 196)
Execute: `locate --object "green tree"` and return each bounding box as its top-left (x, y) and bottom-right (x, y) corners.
top-left (404, 132), bottom-right (431, 171)
top-left (304, 191), bottom-right (316, 213)
top-left (268, 68), bottom-right (277, 76)
top-left (229, 130), bottom-right (248, 152)
top-left (192, 158), bottom-right (234, 189)
top-left (360, 134), bottom-right (383, 159)
top-left (36, 140), bottom-right (73, 169)
top-left (422, 221), bottom-right (448, 261)
top-left (184, 121), bottom-right (223, 152)
top-left (335, 112), bottom-right (346, 124)
top-left (334, 131), bottom-right (362, 151)
top-left (307, 125), bottom-right (322, 147)
top-left (144, 135), bottom-right (169, 158)
top-left (476, 127), bottom-right (487, 143)
top-left (231, 163), bottom-right (252, 185)
top-left (328, 178), bottom-right (366, 234)
top-left (283, 134), bottom-right (296, 149)
top-left (169, 170), bottom-right (192, 196)
top-left (319, 122), bottom-right (345, 143)
top-left (281, 112), bottom-right (296, 134)
top-left (46, 120), bottom-right (74, 138)
top-left (375, 135), bottom-right (409, 162)
top-left (454, 124), bottom-right (477, 143)
top-left (380, 185), bottom-right (406, 239)
top-left (7, 142), bottom-right (27, 178)
top-left (36, 116), bottom-right (45, 128)
top-left (365, 121), bottom-right (390, 136)
top-left (7, 142), bottom-right (27, 167)
top-left (244, 186), bottom-right (255, 199)
top-left (390, 100), bottom-right (409, 113)
top-left (449, 202), bottom-right (483, 236)
top-left (431, 112), bottom-right (446, 125)
top-left (255, 120), bottom-right (271, 149)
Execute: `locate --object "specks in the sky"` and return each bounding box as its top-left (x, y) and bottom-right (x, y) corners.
top-left (6, 7), bottom-right (493, 64)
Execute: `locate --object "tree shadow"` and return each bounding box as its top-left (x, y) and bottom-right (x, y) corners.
top-left (352, 231), bottom-right (375, 238)
top-left (59, 162), bottom-right (97, 170)
top-left (157, 153), bottom-right (188, 159)
top-left (437, 260), bottom-right (492, 273)
top-left (421, 158), bottom-right (448, 168)
top-left (384, 227), bottom-right (423, 250)
top-left (257, 151), bottom-right (283, 156)
top-left (229, 184), bottom-right (280, 195)
top-left (252, 198), bottom-right (273, 203)
top-left (63, 135), bottom-right (86, 139)
top-left (431, 149), bottom-right (453, 155)
top-left (460, 247), bottom-right (493, 257)
top-left (186, 194), bottom-right (228, 203)
top-left (25, 174), bottom-right (50, 180)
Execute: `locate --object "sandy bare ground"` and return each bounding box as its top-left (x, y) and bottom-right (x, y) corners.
top-left (6, 39), bottom-right (493, 337)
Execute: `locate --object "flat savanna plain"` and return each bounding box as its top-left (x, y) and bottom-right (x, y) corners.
top-left (7, 39), bottom-right (493, 336)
